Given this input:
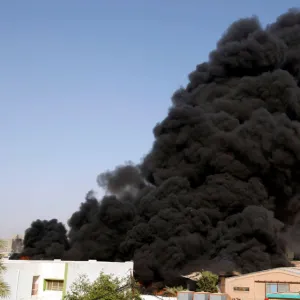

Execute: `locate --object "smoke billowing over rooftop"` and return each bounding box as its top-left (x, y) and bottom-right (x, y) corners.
top-left (19, 9), bottom-right (300, 285)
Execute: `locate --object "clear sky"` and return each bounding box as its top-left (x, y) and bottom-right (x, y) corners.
top-left (0, 0), bottom-right (298, 238)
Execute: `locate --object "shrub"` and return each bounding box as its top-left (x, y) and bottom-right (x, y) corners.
top-left (64, 272), bottom-right (141, 300)
top-left (196, 271), bottom-right (218, 293)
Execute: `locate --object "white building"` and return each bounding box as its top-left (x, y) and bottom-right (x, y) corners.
top-left (2, 259), bottom-right (133, 300)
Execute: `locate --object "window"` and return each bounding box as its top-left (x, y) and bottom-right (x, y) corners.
top-left (233, 287), bottom-right (250, 291)
top-left (44, 280), bottom-right (64, 291)
top-left (266, 283), bottom-right (289, 293)
top-left (31, 276), bottom-right (39, 296)
top-left (278, 284), bottom-right (289, 293)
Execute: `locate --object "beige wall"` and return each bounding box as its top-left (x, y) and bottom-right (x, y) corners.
top-left (225, 269), bottom-right (300, 300)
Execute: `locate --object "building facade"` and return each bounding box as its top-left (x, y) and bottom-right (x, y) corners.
top-left (2, 260), bottom-right (133, 300)
top-left (0, 235), bottom-right (23, 258)
top-left (225, 267), bottom-right (300, 300)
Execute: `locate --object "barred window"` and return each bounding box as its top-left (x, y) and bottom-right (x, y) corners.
top-left (45, 279), bottom-right (64, 291)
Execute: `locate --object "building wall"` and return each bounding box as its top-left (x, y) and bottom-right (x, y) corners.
top-left (0, 235), bottom-right (23, 258)
top-left (2, 260), bottom-right (133, 300)
top-left (3, 260), bottom-right (65, 300)
top-left (225, 269), bottom-right (300, 300)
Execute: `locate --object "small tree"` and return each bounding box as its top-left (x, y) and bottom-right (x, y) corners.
top-left (64, 272), bottom-right (141, 300)
top-left (196, 271), bottom-right (218, 293)
top-left (0, 240), bottom-right (10, 298)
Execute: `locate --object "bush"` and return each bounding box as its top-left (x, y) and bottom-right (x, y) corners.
top-left (64, 272), bottom-right (141, 300)
top-left (196, 271), bottom-right (218, 293)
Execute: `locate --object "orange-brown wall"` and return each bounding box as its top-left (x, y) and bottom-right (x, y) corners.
top-left (225, 270), bottom-right (300, 300)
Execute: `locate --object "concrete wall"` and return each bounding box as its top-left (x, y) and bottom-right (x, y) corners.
top-left (225, 269), bottom-right (300, 300)
top-left (2, 260), bottom-right (133, 300)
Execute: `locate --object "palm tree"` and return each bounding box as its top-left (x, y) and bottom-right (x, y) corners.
top-left (0, 240), bottom-right (10, 298)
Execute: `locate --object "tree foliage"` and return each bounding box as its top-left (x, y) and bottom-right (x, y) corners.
top-left (196, 271), bottom-right (218, 293)
top-left (0, 240), bottom-right (10, 298)
top-left (64, 272), bottom-right (141, 300)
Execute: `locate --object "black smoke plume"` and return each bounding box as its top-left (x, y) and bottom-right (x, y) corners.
top-left (19, 9), bottom-right (300, 285)
top-left (20, 219), bottom-right (69, 259)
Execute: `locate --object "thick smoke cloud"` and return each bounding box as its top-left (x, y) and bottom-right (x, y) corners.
top-left (19, 9), bottom-right (300, 285)
top-left (20, 219), bottom-right (69, 259)
top-left (65, 190), bottom-right (136, 261)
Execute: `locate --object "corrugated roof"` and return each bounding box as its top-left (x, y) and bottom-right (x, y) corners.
top-left (280, 268), bottom-right (300, 275)
top-left (181, 272), bottom-right (202, 281)
top-left (226, 267), bottom-right (300, 281)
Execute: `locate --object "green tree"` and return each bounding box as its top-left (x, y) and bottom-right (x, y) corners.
top-left (64, 272), bottom-right (141, 300)
top-left (0, 240), bottom-right (10, 298)
top-left (196, 271), bottom-right (219, 293)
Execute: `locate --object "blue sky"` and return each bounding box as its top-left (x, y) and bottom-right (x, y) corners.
top-left (0, 0), bottom-right (298, 238)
